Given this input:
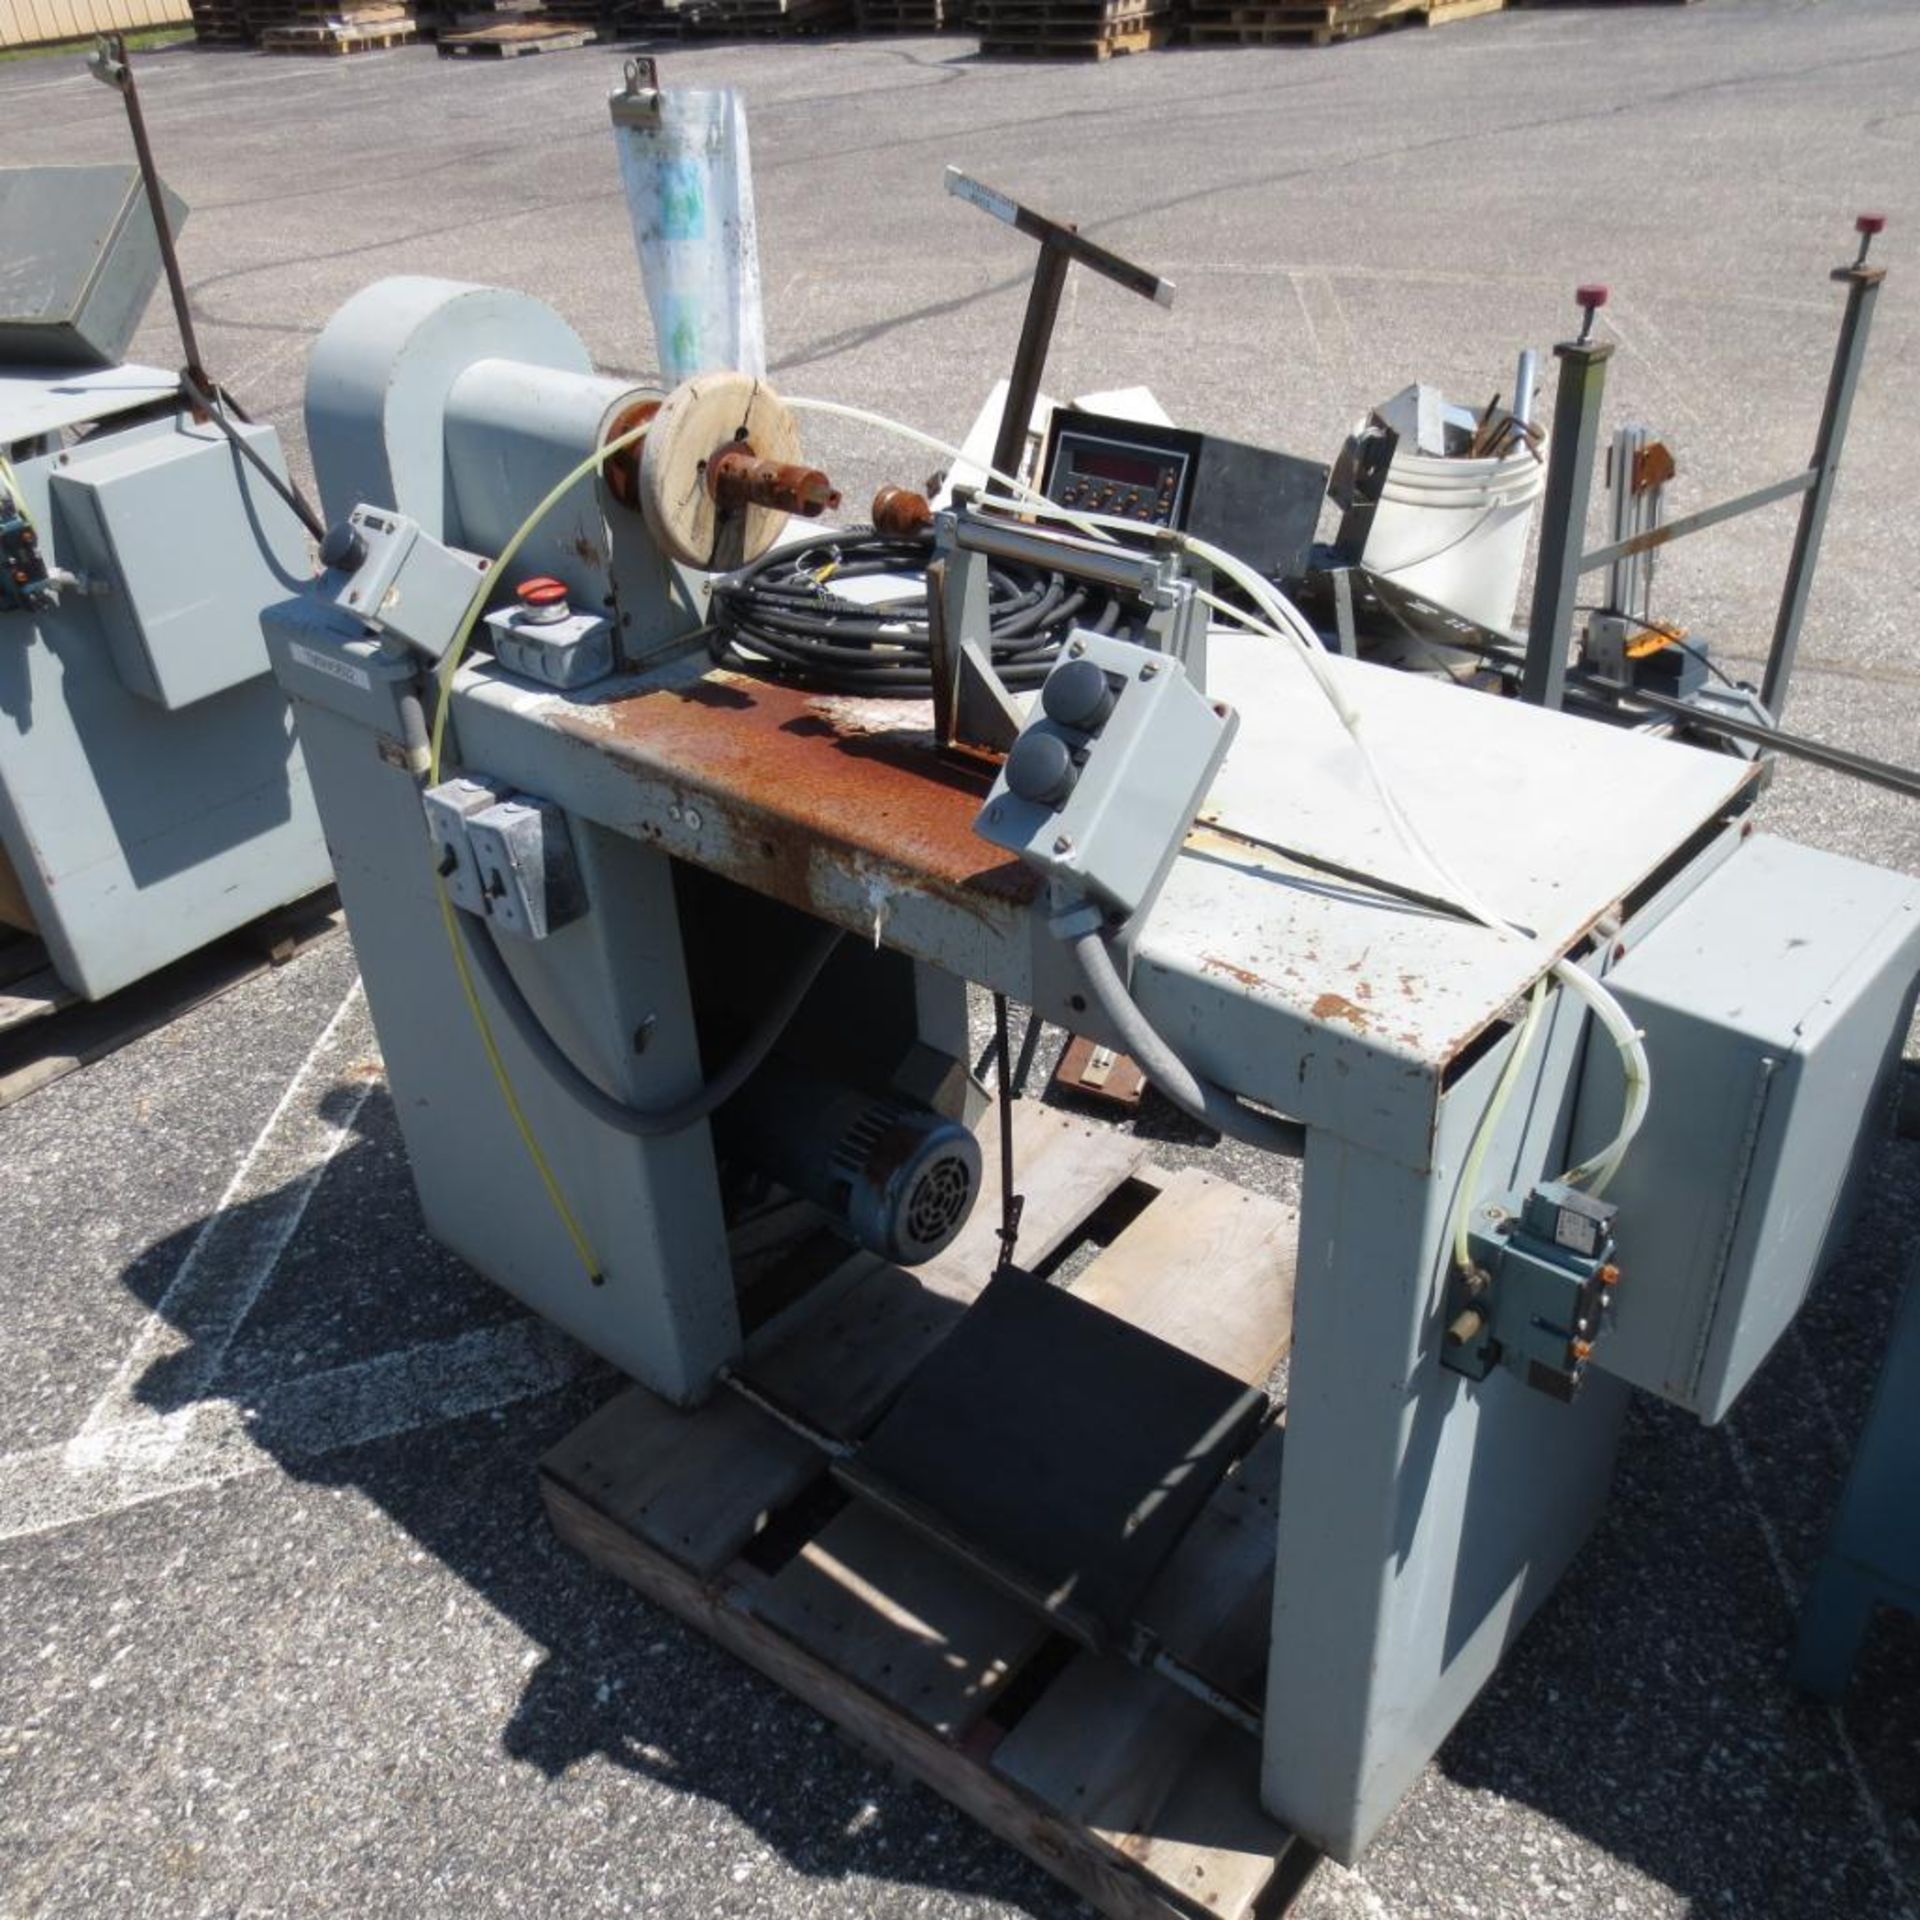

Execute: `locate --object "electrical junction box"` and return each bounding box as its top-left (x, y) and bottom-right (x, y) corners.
top-left (974, 630), bottom-right (1237, 924)
top-left (1574, 834), bottom-right (1920, 1424)
top-left (466, 795), bottom-right (584, 940)
top-left (322, 506), bottom-right (490, 663)
top-left (423, 777), bottom-right (583, 938)
top-left (423, 775), bottom-right (507, 919)
top-left (0, 165), bottom-right (186, 370)
top-left (49, 416), bottom-right (311, 709)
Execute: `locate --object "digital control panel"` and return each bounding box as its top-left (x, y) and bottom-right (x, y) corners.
top-left (1042, 411), bottom-right (1201, 528)
top-left (1039, 407), bottom-right (1333, 585)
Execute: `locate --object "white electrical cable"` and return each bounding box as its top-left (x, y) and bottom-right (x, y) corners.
top-left (787, 397), bottom-right (1653, 1211)
top-left (977, 491), bottom-right (1655, 1204)
top-left (1450, 976), bottom-right (1548, 1274)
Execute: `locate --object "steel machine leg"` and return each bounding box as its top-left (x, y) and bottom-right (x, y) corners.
top-left (1521, 288), bottom-right (1614, 710)
top-left (1762, 216), bottom-right (1888, 716)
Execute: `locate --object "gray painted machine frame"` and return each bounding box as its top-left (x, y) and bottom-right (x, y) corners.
top-left (0, 366), bottom-right (332, 998)
top-left (269, 277), bottom-right (1917, 1867)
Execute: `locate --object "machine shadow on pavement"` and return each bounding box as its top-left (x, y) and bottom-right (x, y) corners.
top-left (108, 1066), bottom-right (1920, 1920)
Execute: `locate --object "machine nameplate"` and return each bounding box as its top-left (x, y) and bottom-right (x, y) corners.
top-left (289, 641), bottom-right (373, 691)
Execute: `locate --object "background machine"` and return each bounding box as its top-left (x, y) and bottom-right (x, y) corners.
top-left (0, 161), bottom-right (330, 1000)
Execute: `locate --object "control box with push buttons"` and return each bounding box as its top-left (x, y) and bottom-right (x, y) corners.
top-left (1, 485), bottom-right (53, 615)
top-left (1043, 413), bottom-right (1199, 528)
top-left (483, 577), bottom-right (614, 690)
top-left (974, 629), bottom-right (1238, 924)
top-left (320, 506), bottom-right (491, 664)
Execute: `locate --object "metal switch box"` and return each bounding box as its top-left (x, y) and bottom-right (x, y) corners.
top-left (423, 775), bottom-right (506, 919)
top-left (974, 629), bottom-right (1237, 923)
top-left (1574, 834), bottom-right (1920, 1423)
top-left (49, 419), bottom-right (311, 709)
top-left (466, 794), bottom-right (584, 939)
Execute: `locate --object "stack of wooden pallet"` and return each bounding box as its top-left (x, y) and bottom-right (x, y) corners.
top-left (1184, 0), bottom-right (1496, 45)
top-left (437, 0), bottom-right (594, 54)
top-left (256, 0), bottom-right (419, 50)
top-left (857, 0), bottom-right (960, 31)
top-left (187, 0), bottom-right (251, 44)
top-left (630, 0), bottom-right (854, 34)
top-left (974, 0), bottom-right (1168, 59)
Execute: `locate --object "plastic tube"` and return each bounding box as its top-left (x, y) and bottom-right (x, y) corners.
top-left (1069, 928), bottom-right (1304, 1156)
top-left (456, 909), bottom-right (842, 1138)
top-left (1449, 976), bottom-right (1549, 1275)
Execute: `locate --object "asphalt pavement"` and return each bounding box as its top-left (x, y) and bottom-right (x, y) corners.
top-left (3, 4), bottom-right (1919, 1917)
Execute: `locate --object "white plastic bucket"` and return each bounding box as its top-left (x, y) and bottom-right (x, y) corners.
top-left (1358, 428), bottom-right (1546, 633)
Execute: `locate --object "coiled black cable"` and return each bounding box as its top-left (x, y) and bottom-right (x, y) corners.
top-left (709, 529), bottom-right (1128, 695)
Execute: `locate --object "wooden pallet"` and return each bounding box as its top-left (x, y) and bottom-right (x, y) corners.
top-left (543, 1102), bottom-right (1314, 1920)
top-left (977, 16), bottom-right (1168, 53)
top-left (0, 891), bottom-right (344, 1111)
top-left (974, 0), bottom-right (1162, 25)
top-left (260, 17), bottom-right (418, 48)
top-left (438, 18), bottom-right (591, 48)
top-left (668, 0), bottom-right (853, 31)
top-left (1182, 0), bottom-right (1430, 41)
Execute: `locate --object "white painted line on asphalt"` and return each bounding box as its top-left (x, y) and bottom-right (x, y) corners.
top-left (0, 971), bottom-right (598, 1545)
top-left (0, 1317), bottom-right (592, 1544)
top-left (66, 978), bottom-right (374, 1473)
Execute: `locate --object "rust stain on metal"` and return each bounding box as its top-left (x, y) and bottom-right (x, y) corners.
top-left (707, 445), bottom-right (841, 518)
top-left (553, 670), bottom-right (1038, 918)
top-left (1311, 991), bottom-right (1372, 1034)
top-left (872, 485), bottom-right (934, 540)
top-left (567, 531), bottom-right (605, 567)
top-left (1202, 954), bottom-right (1268, 992)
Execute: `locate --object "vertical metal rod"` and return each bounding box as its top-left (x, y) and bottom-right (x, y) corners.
top-left (1761, 261), bottom-right (1884, 716)
top-left (990, 244), bottom-right (1072, 497)
top-left (101, 34), bottom-right (206, 389)
top-left (990, 992), bottom-right (1024, 1275)
top-left (1520, 339), bottom-right (1613, 708)
top-left (1511, 348), bottom-right (1540, 432)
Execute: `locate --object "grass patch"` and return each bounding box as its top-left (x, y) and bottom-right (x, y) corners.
top-left (0, 26), bottom-right (197, 66)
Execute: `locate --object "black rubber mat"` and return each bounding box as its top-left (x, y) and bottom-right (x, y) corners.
top-left (834, 1264), bottom-right (1268, 1649)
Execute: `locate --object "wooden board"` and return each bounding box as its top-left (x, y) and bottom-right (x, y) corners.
top-left (261, 17), bottom-right (416, 47)
top-left (0, 892), bottom-right (343, 1110)
top-left (749, 1500), bottom-right (1053, 1736)
top-left (542, 1126), bottom-right (1309, 1919)
top-left (977, 20), bottom-right (1168, 53)
top-left (437, 19), bottom-right (590, 47)
top-left (1071, 1166), bottom-right (1296, 1387)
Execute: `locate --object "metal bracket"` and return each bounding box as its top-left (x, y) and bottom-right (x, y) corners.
top-left (609, 57), bottom-right (662, 129)
top-left (945, 169), bottom-right (1174, 495)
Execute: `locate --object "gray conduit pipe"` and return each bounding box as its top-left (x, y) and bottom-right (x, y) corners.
top-left (454, 903), bottom-right (843, 1139)
top-left (1069, 929), bottom-right (1305, 1156)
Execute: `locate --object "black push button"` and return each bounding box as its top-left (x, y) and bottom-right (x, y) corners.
top-left (1042, 656), bottom-right (1117, 734)
top-left (1005, 728), bottom-right (1079, 810)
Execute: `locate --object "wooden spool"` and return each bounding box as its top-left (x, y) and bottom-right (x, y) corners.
top-left (638, 370), bottom-right (804, 568)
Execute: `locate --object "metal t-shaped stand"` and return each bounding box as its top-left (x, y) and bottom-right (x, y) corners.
top-left (945, 169), bottom-right (1175, 497)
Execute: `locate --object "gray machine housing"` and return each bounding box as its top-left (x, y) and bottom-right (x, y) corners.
top-left (0, 166), bottom-right (332, 998)
top-left (1575, 832), bottom-right (1920, 1423)
top-left (0, 164), bottom-right (186, 369)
